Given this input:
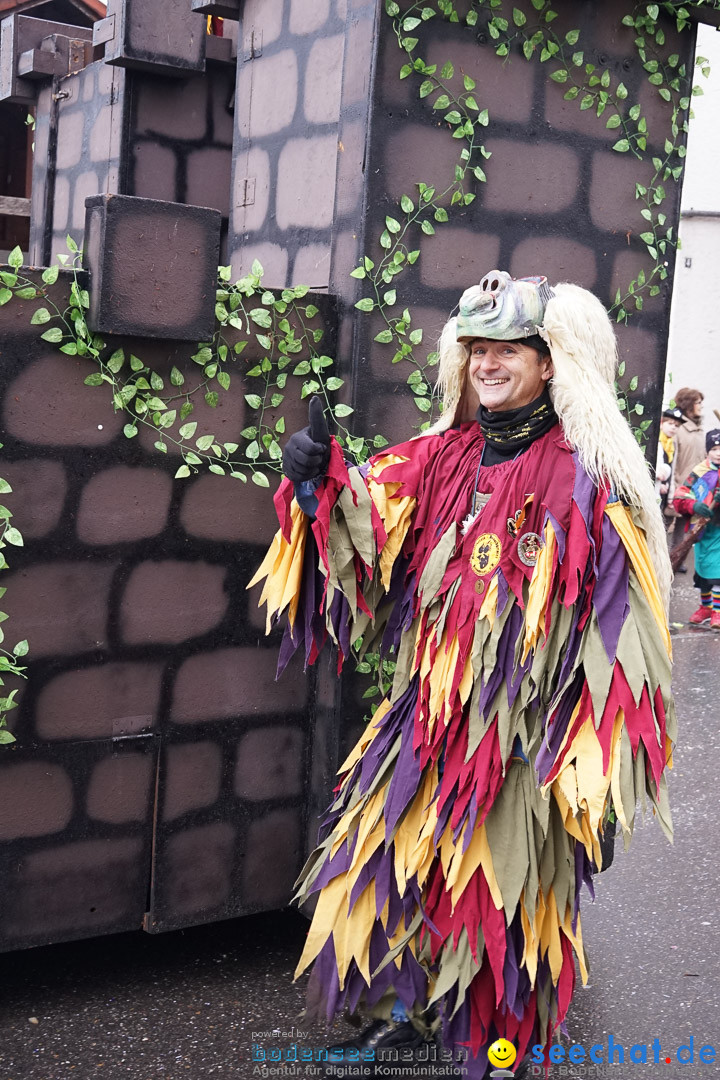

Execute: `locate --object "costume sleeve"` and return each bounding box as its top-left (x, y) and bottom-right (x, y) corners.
top-left (248, 435), bottom-right (426, 674)
top-left (673, 468), bottom-right (700, 517)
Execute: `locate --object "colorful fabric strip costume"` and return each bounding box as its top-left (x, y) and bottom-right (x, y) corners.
top-left (250, 416), bottom-right (675, 1075)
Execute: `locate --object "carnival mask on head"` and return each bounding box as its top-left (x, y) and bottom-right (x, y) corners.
top-left (455, 270), bottom-right (554, 342)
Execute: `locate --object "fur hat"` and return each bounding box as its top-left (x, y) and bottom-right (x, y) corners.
top-left (427, 276), bottom-right (672, 608)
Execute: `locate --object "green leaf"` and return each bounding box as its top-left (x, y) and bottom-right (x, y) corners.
top-left (355, 297), bottom-right (374, 311)
top-left (350, 266), bottom-right (366, 279)
top-left (613, 139), bottom-right (630, 152)
top-left (12, 639), bottom-right (28, 657)
top-left (400, 194), bottom-right (414, 213)
top-left (375, 329), bottom-right (393, 343)
top-left (383, 289), bottom-right (397, 306)
top-left (293, 360), bottom-right (311, 376)
top-left (606, 113), bottom-right (622, 129)
top-left (440, 61), bottom-right (454, 79)
top-left (549, 69), bottom-right (568, 83)
top-left (107, 349), bottom-right (125, 373)
top-left (180, 422), bottom-right (198, 440)
top-left (419, 79), bottom-right (434, 98)
top-left (205, 391), bottom-right (219, 409)
top-left (385, 216), bottom-right (401, 234)
top-left (30, 307), bottom-right (51, 325)
top-left (334, 403), bottom-right (354, 417)
top-left (251, 471), bottom-right (270, 487)
top-left (249, 307), bottom-right (272, 328)
top-left (565, 29), bottom-right (579, 44)
top-left (196, 434), bottom-right (215, 451)
top-left (83, 372), bottom-right (103, 386)
top-left (433, 94), bottom-right (450, 110)
top-left (513, 7), bottom-right (526, 26)
top-left (326, 377), bottom-right (344, 391)
top-left (8, 246), bottom-right (23, 269)
top-left (4, 527), bottom-right (23, 546)
top-left (175, 465), bottom-right (191, 479)
top-left (42, 265), bottom-right (59, 285)
top-left (157, 409), bottom-right (176, 429)
top-left (123, 423), bottom-right (138, 438)
top-left (421, 220), bottom-right (435, 235)
top-left (245, 394), bottom-right (263, 409)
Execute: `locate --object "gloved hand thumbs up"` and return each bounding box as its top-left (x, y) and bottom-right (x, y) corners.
top-left (308, 395), bottom-right (330, 448)
top-left (282, 397), bottom-right (332, 482)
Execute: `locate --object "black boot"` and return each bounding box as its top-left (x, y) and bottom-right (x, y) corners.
top-left (322, 1017), bottom-right (430, 1078)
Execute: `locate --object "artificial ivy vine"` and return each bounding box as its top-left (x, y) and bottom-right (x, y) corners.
top-left (348, 0), bottom-right (715, 442)
top-left (0, 244), bottom-right (386, 489)
top-left (0, 457), bottom-right (27, 745)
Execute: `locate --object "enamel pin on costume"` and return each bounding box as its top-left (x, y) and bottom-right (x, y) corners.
top-left (517, 531), bottom-right (542, 566)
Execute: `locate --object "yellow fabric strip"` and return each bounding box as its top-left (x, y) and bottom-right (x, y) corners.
top-left (294, 872), bottom-right (346, 978)
top-left (523, 521), bottom-right (556, 661)
top-left (479, 573), bottom-right (499, 625)
top-left (367, 453), bottom-right (415, 591)
top-left (337, 698), bottom-right (392, 776)
top-left (247, 499), bottom-right (309, 633)
top-left (604, 501), bottom-right (671, 656)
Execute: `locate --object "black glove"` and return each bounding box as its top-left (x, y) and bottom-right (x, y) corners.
top-left (693, 500), bottom-right (713, 519)
top-left (282, 397), bottom-right (331, 482)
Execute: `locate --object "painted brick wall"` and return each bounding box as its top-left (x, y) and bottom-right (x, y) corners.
top-left (0, 272), bottom-right (339, 948)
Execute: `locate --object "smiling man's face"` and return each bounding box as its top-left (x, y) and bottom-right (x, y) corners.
top-left (468, 338), bottom-right (553, 412)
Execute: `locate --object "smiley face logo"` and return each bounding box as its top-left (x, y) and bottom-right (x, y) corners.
top-left (487, 1038), bottom-right (517, 1070)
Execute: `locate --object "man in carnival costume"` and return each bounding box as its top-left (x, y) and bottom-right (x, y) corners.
top-left (250, 272), bottom-right (675, 1078)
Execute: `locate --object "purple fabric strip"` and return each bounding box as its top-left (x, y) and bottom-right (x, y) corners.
top-left (383, 728), bottom-right (423, 835)
top-left (593, 514), bottom-right (630, 662)
top-left (546, 508), bottom-right (566, 564)
top-left (535, 668), bottom-right (584, 784)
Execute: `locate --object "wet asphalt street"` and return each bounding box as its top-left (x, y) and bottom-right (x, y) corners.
top-left (0, 567), bottom-right (718, 1080)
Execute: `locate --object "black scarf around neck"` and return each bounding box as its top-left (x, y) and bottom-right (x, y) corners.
top-left (476, 387), bottom-right (558, 463)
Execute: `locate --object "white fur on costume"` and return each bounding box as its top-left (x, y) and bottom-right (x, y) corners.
top-left (425, 282), bottom-right (672, 609)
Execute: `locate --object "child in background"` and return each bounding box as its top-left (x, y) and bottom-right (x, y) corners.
top-left (673, 429), bottom-right (720, 628)
top-left (656, 406), bottom-right (682, 514)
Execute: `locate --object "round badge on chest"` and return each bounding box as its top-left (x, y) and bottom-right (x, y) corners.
top-left (517, 531), bottom-right (542, 567)
top-left (470, 532), bottom-right (502, 577)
